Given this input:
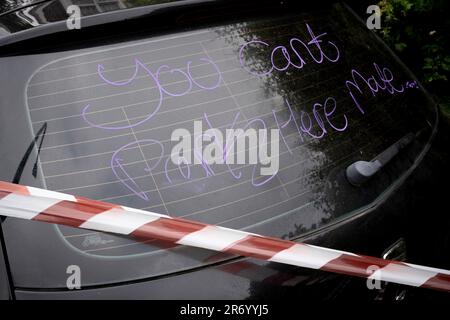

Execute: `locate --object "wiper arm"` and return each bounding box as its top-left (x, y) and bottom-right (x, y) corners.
top-left (346, 132), bottom-right (416, 186)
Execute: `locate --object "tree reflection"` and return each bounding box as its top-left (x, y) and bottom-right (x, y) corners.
top-left (214, 2), bottom-right (433, 238)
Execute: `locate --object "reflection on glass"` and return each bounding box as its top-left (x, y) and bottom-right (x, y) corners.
top-left (0, 0), bottom-right (182, 32)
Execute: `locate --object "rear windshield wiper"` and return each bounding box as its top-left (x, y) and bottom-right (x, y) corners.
top-left (346, 132), bottom-right (416, 186)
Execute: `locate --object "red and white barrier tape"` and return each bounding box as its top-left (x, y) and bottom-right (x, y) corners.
top-left (0, 180), bottom-right (449, 292)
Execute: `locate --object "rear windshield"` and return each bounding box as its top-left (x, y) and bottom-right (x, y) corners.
top-left (0, 2), bottom-right (436, 287)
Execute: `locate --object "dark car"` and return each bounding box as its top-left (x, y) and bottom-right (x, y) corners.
top-left (0, 0), bottom-right (449, 300)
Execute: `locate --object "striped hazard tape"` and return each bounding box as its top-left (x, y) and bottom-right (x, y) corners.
top-left (0, 180), bottom-right (449, 292)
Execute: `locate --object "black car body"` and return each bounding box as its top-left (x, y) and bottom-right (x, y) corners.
top-left (0, 0), bottom-right (449, 300)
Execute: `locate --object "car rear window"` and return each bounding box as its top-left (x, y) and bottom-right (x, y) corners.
top-left (0, 2), bottom-right (437, 287)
